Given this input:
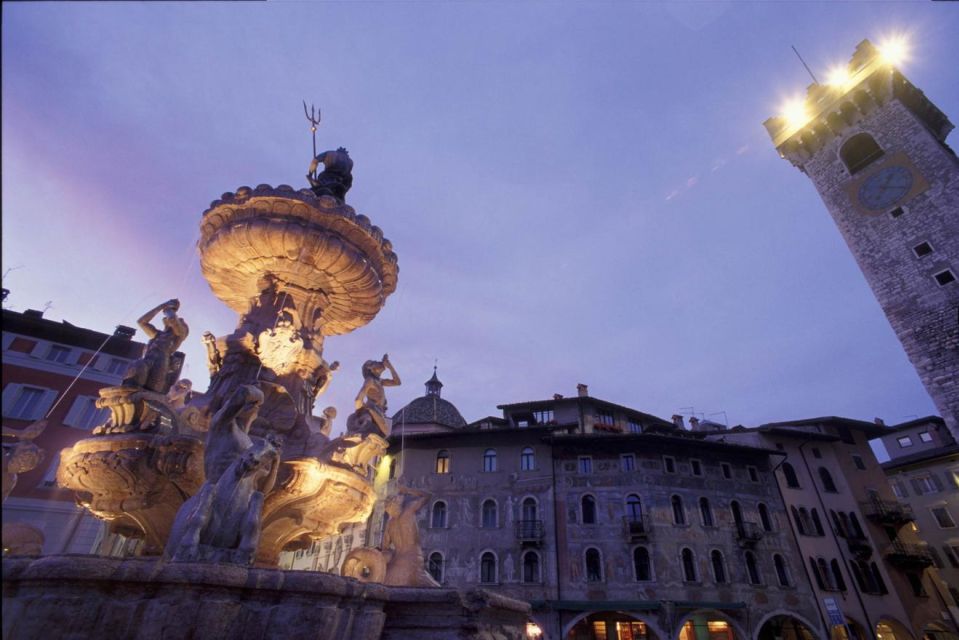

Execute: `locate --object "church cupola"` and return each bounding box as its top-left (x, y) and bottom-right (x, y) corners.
top-left (425, 366), bottom-right (444, 398)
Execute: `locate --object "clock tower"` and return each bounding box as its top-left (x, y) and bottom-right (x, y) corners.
top-left (764, 39), bottom-right (958, 437)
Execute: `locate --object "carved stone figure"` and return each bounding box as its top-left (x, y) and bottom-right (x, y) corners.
top-left (307, 147), bottom-right (354, 201)
top-left (202, 331), bottom-right (222, 376)
top-left (341, 485), bottom-right (438, 587)
top-left (2, 420), bottom-right (46, 503)
top-left (124, 299), bottom-right (189, 394)
top-left (204, 385), bottom-right (264, 483)
top-left (349, 354), bottom-right (401, 438)
top-left (166, 436), bottom-right (279, 564)
top-left (166, 379), bottom-right (193, 410)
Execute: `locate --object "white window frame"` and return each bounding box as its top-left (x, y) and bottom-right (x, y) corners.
top-left (1, 384), bottom-right (58, 420)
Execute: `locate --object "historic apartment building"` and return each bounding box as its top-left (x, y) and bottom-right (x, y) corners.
top-left (764, 40), bottom-right (959, 440)
top-left (720, 418), bottom-right (959, 640)
top-left (380, 377), bottom-right (825, 640)
top-left (2, 305), bottom-right (146, 555)
top-left (878, 417), bottom-right (959, 608)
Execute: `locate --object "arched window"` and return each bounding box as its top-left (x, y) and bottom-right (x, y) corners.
top-left (483, 448), bottom-right (497, 472)
top-left (633, 547), bottom-right (651, 581)
top-left (830, 510), bottom-right (845, 536)
top-left (481, 499), bottom-right (497, 528)
top-left (431, 501), bottom-right (447, 528)
top-left (520, 447), bottom-right (535, 471)
top-left (817, 558), bottom-right (831, 590)
top-left (840, 132), bottom-right (884, 174)
top-left (428, 552), bottom-right (444, 583)
top-left (585, 548), bottom-right (603, 582)
top-left (711, 550), bottom-right (727, 584)
top-left (522, 497), bottom-right (538, 521)
top-left (830, 559), bottom-right (846, 591)
top-left (480, 552), bottom-right (497, 583)
top-left (682, 548), bottom-right (697, 582)
top-left (700, 497), bottom-right (714, 527)
top-left (435, 450), bottom-right (450, 474)
top-left (810, 557), bottom-right (825, 590)
top-left (792, 506), bottom-right (807, 535)
top-left (581, 495), bottom-right (597, 524)
top-left (672, 495), bottom-right (686, 525)
top-left (745, 551), bottom-right (761, 585)
top-left (870, 563), bottom-right (888, 594)
top-left (819, 467), bottom-right (838, 493)
top-left (758, 503), bottom-right (772, 532)
top-left (774, 554), bottom-right (790, 586)
top-left (849, 560), bottom-right (867, 591)
top-left (782, 462), bottom-right (800, 488)
top-left (522, 551), bottom-right (541, 583)
top-left (730, 501), bottom-right (744, 528)
top-left (811, 508), bottom-right (825, 536)
top-left (849, 513), bottom-right (865, 539)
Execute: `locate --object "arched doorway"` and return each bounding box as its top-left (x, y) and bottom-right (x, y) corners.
top-left (830, 618), bottom-right (868, 640)
top-left (757, 615), bottom-right (818, 640)
top-left (877, 619), bottom-right (914, 640)
top-left (677, 612), bottom-right (741, 640)
top-left (567, 612), bottom-right (658, 640)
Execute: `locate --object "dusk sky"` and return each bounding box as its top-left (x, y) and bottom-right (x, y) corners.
top-left (3, 3), bottom-right (958, 444)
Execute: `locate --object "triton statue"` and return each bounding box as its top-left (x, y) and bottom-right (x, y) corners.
top-left (307, 147), bottom-right (353, 201)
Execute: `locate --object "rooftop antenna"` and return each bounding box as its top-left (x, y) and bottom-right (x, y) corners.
top-left (791, 45), bottom-right (820, 84)
top-left (706, 411), bottom-right (729, 426)
top-left (303, 101), bottom-right (321, 158)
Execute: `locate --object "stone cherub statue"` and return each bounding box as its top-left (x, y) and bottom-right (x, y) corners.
top-left (166, 385), bottom-right (279, 564)
top-left (2, 420), bottom-right (46, 503)
top-left (306, 147), bottom-right (353, 201)
top-left (341, 485), bottom-right (439, 587)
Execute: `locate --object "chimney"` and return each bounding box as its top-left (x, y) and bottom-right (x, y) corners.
top-left (672, 414), bottom-right (685, 429)
top-left (576, 384), bottom-right (588, 398)
top-left (114, 325), bottom-right (136, 340)
top-left (23, 309), bottom-right (44, 319)
top-left (689, 417), bottom-right (700, 431)
top-left (553, 394), bottom-right (564, 400)
top-left (874, 417), bottom-right (886, 427)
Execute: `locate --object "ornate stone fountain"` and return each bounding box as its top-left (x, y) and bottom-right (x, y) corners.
top-left (58, 148), bottom-right (401, 564)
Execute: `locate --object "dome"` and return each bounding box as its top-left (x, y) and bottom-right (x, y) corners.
top-left (390, 368), bottom-right (467, 429)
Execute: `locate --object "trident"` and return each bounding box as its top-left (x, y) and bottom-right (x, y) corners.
top-left (303, 101), bottom-right (321, 158)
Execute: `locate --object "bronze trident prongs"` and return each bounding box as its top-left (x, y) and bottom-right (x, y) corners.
top-left (303, 101), bottom-right (321, 158)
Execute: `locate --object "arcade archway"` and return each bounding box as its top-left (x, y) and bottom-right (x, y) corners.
top-left (757, 614), bottom-right (818, 640)
top-left (567, 612), bottom-right (659, 640)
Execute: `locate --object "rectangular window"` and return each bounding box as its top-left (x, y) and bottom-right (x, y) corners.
top-left (931, 507), bottom-right (956, 528)
top-left (934, 269), bottom-right (956, 286)
top-left (621, 454), bottom-right (636, 472)
top-left (596, 409), bottom-right (614, 426)
top-left (836, 426), bottom-right (855, 445)
top-left (663, 456), bottom-right (676, 474)
top-left (912, 242), bottom-right (933, 257)
top-left (912, 474), bottom-right (940, 495)
top-left (627, 419), bottom-right (642, 434)
top-left (106, 358), bottom-right (127, 375)
top-left (852, 455), bottom-right (866, 471)
top-left (721, 463), bottom-right (732, 479)
top-left (578, 456), bottom-right (592, 475)
top-left (897, 436), bottom-right (913, 448)
top-left (892, 480), bottom-right (908, 499)
top-left (747, 466), bottom-right (759, 482)
top-left (811, 448), bottom-right (822, 459)
top-left (889, 206), bottom-right (905, 218)
top-left (918, 431), bottom-right (933, 443)
top-left (46, 345), bottom-right (71, 363)
top-left (4, 386), bottom-right (49, 420)
top-left (533, 409), bottom-right (554, 425)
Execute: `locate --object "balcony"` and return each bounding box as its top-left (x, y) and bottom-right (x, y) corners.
top-left (884, 541), bottom-right (933, 569)
top-left (860, 499), bottom-right (914, 525)
top-left (735, 522), bottom-right (764, 547)
top-left (515, 519), bottom-right (544, 545)
top-left (622, 514), bottom-right (652, 541)
top-left (845, 535), bottom-right (873, 559)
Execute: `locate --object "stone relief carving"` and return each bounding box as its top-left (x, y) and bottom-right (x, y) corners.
top-left (2, 420), bottom-right (46, 503)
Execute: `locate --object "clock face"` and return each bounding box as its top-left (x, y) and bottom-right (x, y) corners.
top-left (858, 165), bottom-right (914, 211)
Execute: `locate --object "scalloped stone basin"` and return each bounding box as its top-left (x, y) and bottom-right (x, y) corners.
top-left (199, 185), bottom-right (399, 336)
top-left (256, 459), bottom-right (378, 566)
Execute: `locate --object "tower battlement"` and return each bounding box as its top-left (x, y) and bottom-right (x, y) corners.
top-left (764, 39), bottom-right (953, 168)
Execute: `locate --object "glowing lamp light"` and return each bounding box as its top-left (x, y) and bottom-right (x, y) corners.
top-left (781, 98), bottom-right (809, 130)
top-left (526, 622), bottom-right (544, 639)
top-left (878, 35), bottom-right (909, 66)
top-left (826, 65), bottom-right (852, 89)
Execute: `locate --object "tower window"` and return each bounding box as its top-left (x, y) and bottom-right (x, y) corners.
top-left (840, 133), bottom-right (884, 174)
top-left (889, 206), bottom-right (905, 218)
top-left (913, 242), bottom-right (933, 258)
top-left (934, 269), bottom-right (956, 286)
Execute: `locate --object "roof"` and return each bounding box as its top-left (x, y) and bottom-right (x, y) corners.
top-left (391, 394), bottom-right (467, 429)
top-left (759, 416), bottom-right (889, 437)
top-left (498, 395), bottom-right (675, 429)
top-left (2, 308), bottom-right (144, 358)
top-left (883, 416), bottom-right (946, 434)
top-left (882, 442), bottom-right (959, 471)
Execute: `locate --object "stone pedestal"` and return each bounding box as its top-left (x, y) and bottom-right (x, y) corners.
top-left (2, 555), bottom-right (530, 640)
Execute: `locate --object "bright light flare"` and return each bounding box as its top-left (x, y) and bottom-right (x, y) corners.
top-left (781, 98), bottom-right (809, 130)
top-left (878, 35), bottom-right (909, 66)
top-left (826, 65), bottom-right (852, 89)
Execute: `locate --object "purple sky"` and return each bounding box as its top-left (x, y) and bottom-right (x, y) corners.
top-left (3, 3), bottom-right (957, 441)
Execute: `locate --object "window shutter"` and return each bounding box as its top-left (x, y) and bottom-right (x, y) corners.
top-left (1, 384), bottom-right (24, 414)
top-left (931, 474), bottom-right (945, 491)
top-left (34, 389), bottom-right (59, 420)
top-left (63, 396), bottom-right (86, 428)
top-left (29, 341), bottom-right (47, 358)
top-left (911, 478), bottom-right (925, 495)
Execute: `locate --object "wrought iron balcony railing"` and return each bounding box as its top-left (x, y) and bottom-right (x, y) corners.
top-left (860, 499), bottom-right (914, 524)
top-left (735, 521), bottom-right (764, 546)
top-left (622, 514), bottom-right (652, 540)
top-left (884, 541), bottom-right (933, 569)
top-left (515, 519), bottom-right (544, 543)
